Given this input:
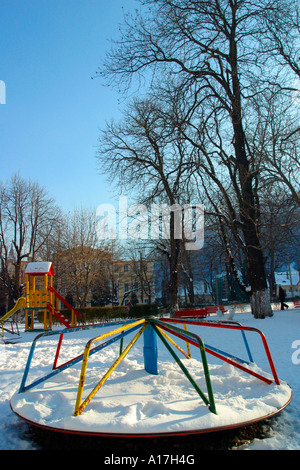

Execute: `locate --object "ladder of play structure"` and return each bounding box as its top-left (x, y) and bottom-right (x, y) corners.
top-left (47, 285), bottom-right (82, 328)
top-left (47, 304), bottom-right (72, 328)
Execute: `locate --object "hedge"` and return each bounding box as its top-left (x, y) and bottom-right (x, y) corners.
top-left (44, 304), bottom-right (159, 326)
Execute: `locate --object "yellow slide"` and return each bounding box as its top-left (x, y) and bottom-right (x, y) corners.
top-left (0, 297), bottom-right (26, 323)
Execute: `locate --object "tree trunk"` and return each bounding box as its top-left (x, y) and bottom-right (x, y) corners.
top-left (234, 130), bottom-right (273, 317)
top-left (168, 249), bottom-right (179, 314)
top-left (168, 213), bottom-right (180, 314)
top-left (229, 31), bottom-right (273, 318)
top-left (250, 288), bottom-right (273, 319)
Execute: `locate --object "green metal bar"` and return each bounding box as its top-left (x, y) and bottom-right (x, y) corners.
top-left (152, 319), bottom-right (216, 414)
top-left (119, 336), bottom-right (124, 355)
top-left (150, 321), bottom-right (217, 414)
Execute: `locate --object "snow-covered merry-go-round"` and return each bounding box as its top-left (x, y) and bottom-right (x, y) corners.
top-left (10, 314), bottom-right (292, 437)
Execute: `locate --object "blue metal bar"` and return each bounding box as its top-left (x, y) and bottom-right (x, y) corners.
top-left (52, 321), bottom-right (134, 370)
top-left (204, 343), bottom-right (250, 364)
top-left (19, 341), bottom-right (38, 393)
top-left (163, 318), bottom-right (254, 365)
top-left (241, 330), bottom-right (254, 363)
top-left (158, 324), bottom-right (250, 365)
top-left (38, 320), bottom-right (135, 338)
top-left (19, 323), bottom-right (141, 393)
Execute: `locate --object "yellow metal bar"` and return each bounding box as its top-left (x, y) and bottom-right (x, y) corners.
top-left (74, 318), bottom-right (146, 413)
top-left (74, 319), bottom-right (146, 416)
top-left (75, 323), bottom-right (147, 416)
top-left (85, 318), bottom-right (146, 348)
top-left (183, 323), bottom-right (191, 358)
top-left (156, 326), bottom-right (190, 359)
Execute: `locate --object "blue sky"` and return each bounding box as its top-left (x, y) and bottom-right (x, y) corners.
top-left (0, 0), bottom-right (137, 212)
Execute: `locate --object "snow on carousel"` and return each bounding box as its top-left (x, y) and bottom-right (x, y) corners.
top-left (10, 315), bottom-right (292, 437)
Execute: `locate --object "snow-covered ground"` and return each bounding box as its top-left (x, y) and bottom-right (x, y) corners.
top-left (1, 305), bottom-right (300, 451)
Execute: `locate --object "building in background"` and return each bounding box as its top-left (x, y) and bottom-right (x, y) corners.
top-left (111, 259), bottom-right (155, 306)
top-left (275, 265), bottom-right (300, 299)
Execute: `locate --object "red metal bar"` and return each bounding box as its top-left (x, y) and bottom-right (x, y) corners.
top-left (52, 333), bottom-right (132, 372)
top-left (163, 319), bottom-right (280, 384)
top-left (159, 321), bottom-right (276, 385)
top-left (53, 333), bottom-right (64, 370)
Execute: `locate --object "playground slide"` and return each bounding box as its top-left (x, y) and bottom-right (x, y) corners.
top-left (0, 297), bottom-right (26, 323)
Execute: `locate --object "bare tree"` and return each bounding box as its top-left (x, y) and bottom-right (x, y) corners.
top-left (259, 0), bottom-right (300, 79)
top-left (97, 98), bottom-right (192, 312)
top-left (259, 186), bottom-right (300, 297)
top-left (100, 0), bottom-right (299, 317)
top-left (0, 173), bottom-right (59, 309)
top-left (54, 208), bottom-right (111, 308)
top-left (248, 88), bottom-right (300, 207)
top-left (125, 240), bottom-right (156, 304)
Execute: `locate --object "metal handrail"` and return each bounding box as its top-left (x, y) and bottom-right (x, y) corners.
top-left (74, 319), bottom-right (146, 416)
top-left (162, 318), bottom-right (280, 385)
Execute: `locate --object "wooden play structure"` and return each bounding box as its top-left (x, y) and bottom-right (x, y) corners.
top-left (24, 262), bottom-right (82, 331)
